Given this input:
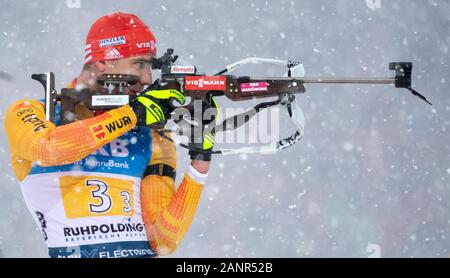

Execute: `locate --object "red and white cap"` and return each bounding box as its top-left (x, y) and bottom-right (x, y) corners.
top-left (84, 12), bottom-right (157, 64)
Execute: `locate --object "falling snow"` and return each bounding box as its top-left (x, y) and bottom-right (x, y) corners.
top-left (0, 0), bottom-right (449, 259)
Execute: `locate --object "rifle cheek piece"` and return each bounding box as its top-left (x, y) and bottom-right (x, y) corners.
top-left (31, 73), bottom-right (143, 125)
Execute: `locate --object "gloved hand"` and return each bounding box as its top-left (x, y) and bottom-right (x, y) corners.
top-left (184, 97), bottom-right (220, 161)
top-left (129, 87), bottom-right (185, 127)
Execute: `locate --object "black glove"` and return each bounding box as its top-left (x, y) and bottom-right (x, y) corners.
top-left (173, 97), bottom-right (220, 161)
top-left (129, 86), bottom-right (185, 127)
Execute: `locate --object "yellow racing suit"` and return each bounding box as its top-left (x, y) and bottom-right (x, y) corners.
top-left (4, 80), bottom-right (204, 258)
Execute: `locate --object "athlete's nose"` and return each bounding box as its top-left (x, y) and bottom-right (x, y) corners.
top-left (140, 71), bottom-right (152, 86)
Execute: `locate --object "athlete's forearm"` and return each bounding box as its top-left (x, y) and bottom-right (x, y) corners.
top-left (5, 100), bottom-right (137, 166)
top-left (141, 173), bottom-right (203, 255)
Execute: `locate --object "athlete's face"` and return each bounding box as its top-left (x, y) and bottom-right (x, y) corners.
top-left (102, 54), bottom-right (154, 96)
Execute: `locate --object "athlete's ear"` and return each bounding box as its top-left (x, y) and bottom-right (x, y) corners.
top-left (94, 60), bottom-right (107, 72)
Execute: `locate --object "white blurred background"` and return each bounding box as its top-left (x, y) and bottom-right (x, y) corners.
top-left (0, 0), bottom-right (449, 257)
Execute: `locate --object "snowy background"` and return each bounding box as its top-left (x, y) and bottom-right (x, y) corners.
top-left (0, 0), bottom-right (449, 258)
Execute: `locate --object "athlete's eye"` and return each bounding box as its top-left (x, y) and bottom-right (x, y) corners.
top-left (135, 61), bottom-right (145, 69)
top-left (134, 60), bottom-right (151, 71)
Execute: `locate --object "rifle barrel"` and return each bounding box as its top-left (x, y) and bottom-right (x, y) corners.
top-left (248, 77), bottom-right (395, 85)
top-left (300, 77), bottom-right (395, 85)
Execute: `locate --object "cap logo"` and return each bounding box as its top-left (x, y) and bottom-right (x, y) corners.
top-left (136, 40), bottom-right (156, 51)
top-left (99, 36), bottom-right (126, 48)
top-left (104, 48), bottom-right (124, 60)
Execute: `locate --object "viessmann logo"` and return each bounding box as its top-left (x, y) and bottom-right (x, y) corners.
top-left (184, 76), bottom-right (227, 91)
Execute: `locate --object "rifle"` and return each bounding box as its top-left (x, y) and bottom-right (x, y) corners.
top-left (32, 48), bottom-right (431, 155)
top-left (150, 49), bottom-right (431, 155)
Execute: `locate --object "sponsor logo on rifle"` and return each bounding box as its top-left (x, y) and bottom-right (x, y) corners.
top-left (105, 116), bottom-right (132, 133)
top-left (99, 36), bottom-right (126, 48)
top-left (240, 82), bottom-right (269, 93)
top-left (92, 95), bottom-right (129, 106)
top-left (171, 66), bottom-right (196, 74)
top-left (91, 125), bottom-right (105, 140)
top-left (184, 76), bottom-right (227, 91)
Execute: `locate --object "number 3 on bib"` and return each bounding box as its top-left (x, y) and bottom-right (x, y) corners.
top-left (60, 176), bottom-right (135, 218)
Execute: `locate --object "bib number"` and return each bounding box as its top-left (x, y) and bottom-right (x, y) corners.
top-left (60, 176), bottom-right (135, 218)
